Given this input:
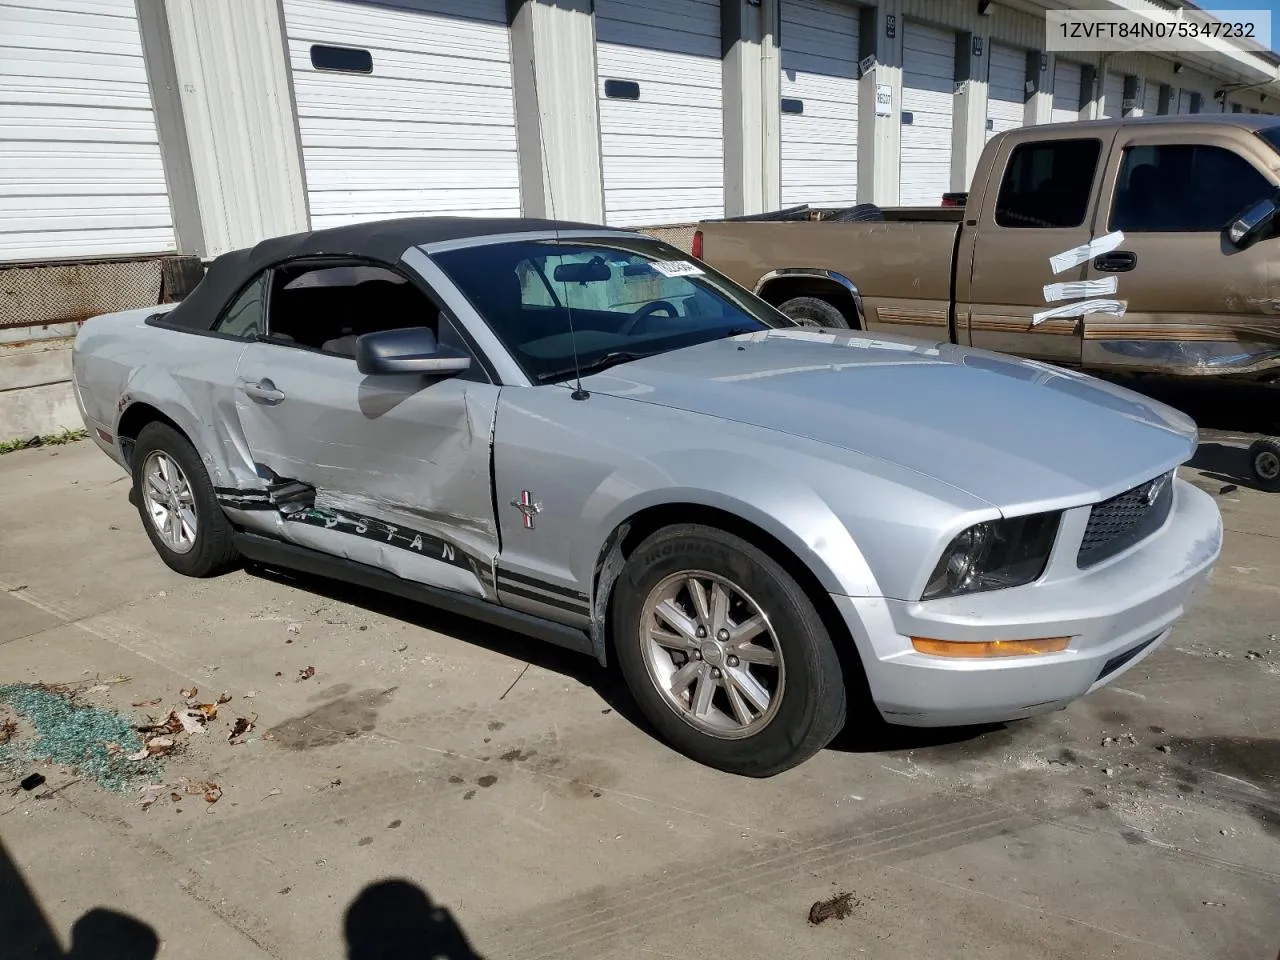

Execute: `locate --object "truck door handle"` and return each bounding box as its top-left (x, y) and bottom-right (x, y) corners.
top-left (243, 379), bottom-right (285, 405)
top-left (1093, 251), bottom-right (1137, 272)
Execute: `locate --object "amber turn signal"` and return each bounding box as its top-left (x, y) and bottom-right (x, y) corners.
top-left (910, 636), bottom-right (1071, 658)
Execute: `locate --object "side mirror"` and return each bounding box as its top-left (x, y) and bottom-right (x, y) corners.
top-left (355, 327), bottom-right (471, 376)
top-left (1227, 192), bottom-right (1280, 249)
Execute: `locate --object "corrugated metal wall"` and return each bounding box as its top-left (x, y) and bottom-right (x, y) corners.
top-left (282, 0), bottom-right (521, 229)
top-left (0, 0), bottom-right (175, 263)
top-left (163, 0), bottom-right (309, 258)
top-left (902, 0), bottom-right (1042, 48)
top-left (595, 0), bottom-right (725, 225)
top-left (899, 19), bottom-right (955, 205)
top-left (779, 0), bottom-right (860, 206)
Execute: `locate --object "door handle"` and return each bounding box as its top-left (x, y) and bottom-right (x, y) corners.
top-left (1093, 251), bottom-right (1137, 272)
top-left (243, 378), bottom-right (285, 405)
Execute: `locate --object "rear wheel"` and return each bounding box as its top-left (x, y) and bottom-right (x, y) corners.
top-left (1247, 438), bottom-right (1280, 491)
top-left (132, 422), bottom-right (239, 577)
top-left (612, 524), bottom-right (846, 776)
top-left (778, 295), bottom-right (852, 329)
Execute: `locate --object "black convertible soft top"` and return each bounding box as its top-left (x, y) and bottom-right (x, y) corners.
top-left (161, 216), bottom-right (610, 332)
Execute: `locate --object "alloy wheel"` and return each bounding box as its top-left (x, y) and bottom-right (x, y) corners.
top-left (638, 570), bottom-right (785, 739)
top-left (140, 451), bottom-right (198, 554)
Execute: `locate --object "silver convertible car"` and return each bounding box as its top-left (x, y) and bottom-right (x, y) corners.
top-left (73, 217), bottom-right (1222, 776)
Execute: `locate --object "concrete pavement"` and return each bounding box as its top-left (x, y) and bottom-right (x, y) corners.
top-left (1, 437), bottom-right (1277, 959)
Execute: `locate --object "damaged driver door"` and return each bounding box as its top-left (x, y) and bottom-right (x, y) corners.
top-left (231, 262), bottom-right (500, 599)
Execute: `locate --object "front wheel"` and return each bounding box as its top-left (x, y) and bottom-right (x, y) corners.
top-left (611, 524), bottom-right (846, 776)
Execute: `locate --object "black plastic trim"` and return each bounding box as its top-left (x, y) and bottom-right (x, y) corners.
top-left (310, 44), bottom-right (373, 74)
top-left (604, 79), bottom-right (640, 100)
top-left (496, 567), bottom-right (588, 601)
top-left (1096, 633), bottom-right (1161, 682)
top-left (234, 532), bottom-right (594, 656)
top-left (498, 581), bottom-right (590, 615)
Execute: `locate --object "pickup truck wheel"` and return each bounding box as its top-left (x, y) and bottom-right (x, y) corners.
top-left (612, 524), bottom-right (846, 776)
top-left (132, 422), bottom-right (239, 577)
top-left (778, 296), bottom-right (851, 329)
top-left (1247, 438), bottom-right (1280, 491)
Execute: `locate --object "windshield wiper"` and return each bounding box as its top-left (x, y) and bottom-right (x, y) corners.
top-left (536, 350), bottom-right (647, 384)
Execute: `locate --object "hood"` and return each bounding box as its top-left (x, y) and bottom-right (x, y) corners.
top-left (586, 329), bottom-right (1198, 512)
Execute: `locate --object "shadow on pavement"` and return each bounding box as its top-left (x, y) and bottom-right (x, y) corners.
top-left (345, 879), bottom-right (486, 959)
top-left (2, 838), bottom-right (485, 959)
top-left (245, 563), bottom-right (652, 731)
top-left (245, 564), bottom-right (1003, 762)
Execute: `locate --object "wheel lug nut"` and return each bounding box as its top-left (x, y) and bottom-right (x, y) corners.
top-left (693, 650), bottom-right (702, 660)
top-left (710, 668), bottom-right (721, 679)
top-left (726, 656), bottom-right (739, 668)
top-left (717, 629), bottom-right (729, 641)
top-left (695, 626), bottom-right (707, 638)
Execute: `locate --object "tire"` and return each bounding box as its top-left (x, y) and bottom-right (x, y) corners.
top-left (827, 203), bottom-right (884, 223)
top-left (1247, 438), bottom-right (1280, 492)
top-left (778, 295), bottom-right (852, 329)
top-left (611, 524), bottom-right (846, 776)
top-left (132, 422), bottom-right (239, 577)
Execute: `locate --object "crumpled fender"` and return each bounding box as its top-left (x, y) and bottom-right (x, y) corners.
top-left (114, 361), bottom-right (257, 490)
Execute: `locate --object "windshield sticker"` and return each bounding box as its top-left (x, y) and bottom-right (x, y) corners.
top-left (1042, 276), bottom-right (1118, 303)
top-left (1048, 231), bottom-right (1124, 275)
top-left (649, 260), bottom-right (705, 278)
top-left (1032, 298), bottom-right (1126, 326)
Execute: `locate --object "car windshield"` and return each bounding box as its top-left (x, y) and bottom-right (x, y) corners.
top-left (431, 238), bottom-right (784, 383)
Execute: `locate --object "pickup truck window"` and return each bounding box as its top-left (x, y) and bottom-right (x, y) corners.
top-left (995, 139), bottom-right (1101, 229)
top-left (1110, 145), bottom-right (1271, 233)
top-left (1256, 125), bottom-right (1280, 153)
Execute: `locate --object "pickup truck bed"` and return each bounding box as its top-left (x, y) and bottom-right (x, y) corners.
top-left (697, 114), bottom-right (1280, 382)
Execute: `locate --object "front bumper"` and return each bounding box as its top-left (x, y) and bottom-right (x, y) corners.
top-left (833, 477), bottom-right (1222, 727)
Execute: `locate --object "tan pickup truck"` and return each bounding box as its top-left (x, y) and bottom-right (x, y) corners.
top-left (696, 114), bottom-right (1280, 381)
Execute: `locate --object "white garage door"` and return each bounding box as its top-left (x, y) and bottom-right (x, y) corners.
top-left (1178, 90), bottom-right (1193, 114)
top-left (282, 0), bottom-right (520, 230)
top-left (986, 42), bottom-right (1025, 140)
top-left (1101, 71), bottom-right (1125, 119)
top-left (900, 21), bottom-right (955, 206)
top-left (780, 0), bottom-right (859, 206)
top-left (1142, 79), bottom-right (1161, 116)
top-left (1052, 60), bottom-right (1083, 123)
top-left (596, 0), bottom-right (722, 226)
top-left (0, 0), bottom-right (174, 262)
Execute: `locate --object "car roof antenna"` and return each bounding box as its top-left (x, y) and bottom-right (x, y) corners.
top-left (529, 56), bottom-right (589, 400)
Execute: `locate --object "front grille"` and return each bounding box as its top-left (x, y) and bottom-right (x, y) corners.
top-left (1077, 472), bottom-right (1174, 568)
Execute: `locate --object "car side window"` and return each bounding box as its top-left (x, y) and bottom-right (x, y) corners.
top-left (213, 273), bottom-right (267, 339)
top-left (1110, 144), bottom-right (1272, 232)
top-left (995, 139), bottom-right (1102, 229)
top-left (260, 262), bottom-right (489, 382)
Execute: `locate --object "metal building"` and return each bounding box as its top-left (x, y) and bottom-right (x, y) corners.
top-left (3, 0), bottom-right (1280, 437)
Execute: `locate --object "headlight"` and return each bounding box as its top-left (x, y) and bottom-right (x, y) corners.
top-left (922, 512), bottom-right (1061, 600)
